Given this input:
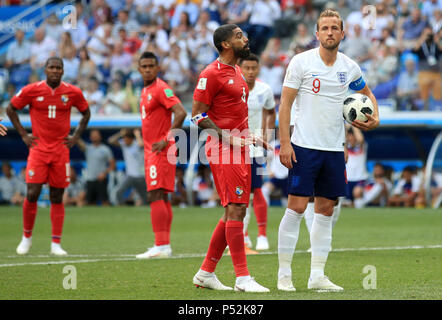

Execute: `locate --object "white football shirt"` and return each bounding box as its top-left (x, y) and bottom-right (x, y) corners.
top-left (248, 79), bottom-right (275, 158)
top-left (285, 48), bottom-right (365, 152)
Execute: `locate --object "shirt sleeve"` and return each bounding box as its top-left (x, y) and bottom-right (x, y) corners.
top-left (73, 87), bottom-right (89, 112)
top-left (264, 85), bottom-right (276, 110)
top-left (10, 84), bottom-right (34, 110)
top-left (349, 62), bottom-right (366, 91)
top-left (193, 68), bottom-right (220, 107)
top-left (159, 84), bottom-right (181, 109)
top-left (283, 55), bottom-right (303, 90)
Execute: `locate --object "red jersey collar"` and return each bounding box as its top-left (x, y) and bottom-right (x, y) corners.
top-left (142, 78), bottom-right (157, 94)
top-left (216, 58), bottom-right (237, 73)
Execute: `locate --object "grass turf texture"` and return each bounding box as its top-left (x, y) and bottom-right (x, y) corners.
top-left (0, 206), bottom-right (441, 300)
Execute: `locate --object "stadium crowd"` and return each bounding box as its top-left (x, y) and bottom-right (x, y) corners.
top-left (0, 0), bottom-right (441, 208)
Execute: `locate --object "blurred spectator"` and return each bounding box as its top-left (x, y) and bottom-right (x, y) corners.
top-left (112, 9), bottom-right (140, 37)
top-left (101, 79), bottom-right (129, 115)
top-left (223, 0), bottom-right (251, 27)
top-left (245, 0), bottom-right (282, 55)
top-left (0, 83), bottom-right (16, 112)
top-left (422, 0), bottom-right (441, 23)
top-left (170, 0), bottom-right (200, 29)
top-left (91, 0), bottom-right (112, 29)
top-left (396, 57), bottom-right (420, 110)
top-left (139, 21), bottom-right (170, 57)
top-left (388, 166), bottom-right (421, 207)
top-left (398, 7), bottom-right (430, 51)
top-left (77, 129), bottom-right (116, 206)
top-left (83, 77), bottom-right (104, 114)
top-left (365, 38), bottom-right (398, 88)
top-left (69, 2), bottom-right (90, 49)
top-left (162, 43), bottom-right (191, 96)
top-left (412, 27), bottom-right (441, 110)
top-left (124, 78), bottom-right (140, 113)
top-left (340, 23), bottom-right (372, 65)
top-left (118, 28), bottom-right (142, 55)
top-left (429, 8), bottom-right (441, 33)
top-left (259, 53), bottom-right (285, 100)
top-left (263, 38), bottom-right (290, 65)
top-left (110, 41), bottom-right (133, 79)
top-left (0, 162), bottom-right (25, 206)
top-left (201, 0), bottom-right (223, 25)
top-left (63, 168), bottom-right (86, 207)
top-left (78, 48), bottom-right (97, 89)
top-left (44, 13), bottom-right (64, 43)
top-left (107, 129), bottom-right (147, 206)
top-left (188, 26), bottom-right (217, 75)
top-left (345, 3), bottom-right (366, 39)
top-left (288, 22), bottom-right (316, 55)
top-left (353, 163), bottom-right (393, 209)
top-left (87, 23), bottom-right (114, 68)
top-left (30, 27), bottom-right (57, 78)
top-left (366, 2), bottom-right (395, 41)
top-left (62, 46), bottom-right (80, 84)
top-left (171, 167), bottom-right (187, 208)
top-left (58, 31), bottom-right (76, 58)
top-left (195, 10), bottom-right (220, 33)
top-left (5, 29), bottom-right (31, 69)
top-left (415, 168), bottom-right (442, 208)
top-left (345, 125), bottom-right (369, 206)
top-left (192, 165), bottom-right (216, 208)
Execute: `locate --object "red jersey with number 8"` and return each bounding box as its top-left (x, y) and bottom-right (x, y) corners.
top-left (11, 81), bottom-right (89, 153)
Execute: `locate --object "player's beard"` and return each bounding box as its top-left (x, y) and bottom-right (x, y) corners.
top-left (234, 45), bottom-right (250, 59)
top-left (321, 38), bottom-right (341, 50)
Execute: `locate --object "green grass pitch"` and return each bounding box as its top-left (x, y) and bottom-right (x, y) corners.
top-left (0, 205), bottom-right (441, 300)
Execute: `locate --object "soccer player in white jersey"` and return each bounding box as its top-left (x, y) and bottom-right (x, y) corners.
top-left (277, 9), bottom-right (379, 292)
top-left (239, 54), bottom-right (276, 251)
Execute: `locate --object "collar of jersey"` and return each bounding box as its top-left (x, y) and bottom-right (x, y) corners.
top-left (216, 58), bottom-right (236, 72)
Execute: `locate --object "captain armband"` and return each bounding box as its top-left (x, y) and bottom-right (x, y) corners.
top-left (191, 112), bottom-right (208, 125)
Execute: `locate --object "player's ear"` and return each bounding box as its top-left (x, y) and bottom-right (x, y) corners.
top-left (221, 40), bottom-right (231, 51)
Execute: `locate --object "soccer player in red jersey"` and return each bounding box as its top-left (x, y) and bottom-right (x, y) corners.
top-left (191, 24), bottom-right (271, 292)
top-left (7, 57), bottom-right (90, 256)
top-left (135, 51), bottom-right (187, 259)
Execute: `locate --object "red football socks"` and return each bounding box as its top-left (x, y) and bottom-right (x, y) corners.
top-left (201, 219), bottom-right (227, 273)
top-left (226, 220), bottom-right (249, 277)
top-left (165, 201), bottom-right (173, 243)
top-left (253, 188), bottom-right (267, 236)
top-left (50, 203), bottom-right (65, 243)
top-left (23, 198), bottom-right (37, 238)
top-left (150, 200), bottom-right (169, 246)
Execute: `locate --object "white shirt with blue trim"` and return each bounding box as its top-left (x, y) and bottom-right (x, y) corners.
top-left (285, 48), bottom-right (365, 152)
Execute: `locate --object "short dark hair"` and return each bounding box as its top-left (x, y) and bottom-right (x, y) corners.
top-left (213, 24), bottom-right (238, 53)
top-left (316, 9), bottom-right (344, 31)
top-left (45, 56), bottom-right (63, 68)
top-left (239, 53), bottom-right (259, 65)
top-left (139, 51), bottom-right (158, 65)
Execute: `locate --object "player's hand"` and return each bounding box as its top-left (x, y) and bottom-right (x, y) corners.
top-left (152, 139), bottom-right (168, 154)
top-left (246, 134), bottom-right (274, 151)
top-left (64, 135), bottom-right (79, 149)
top-left (22, 133), bottom-right (38, 148)
top-left (280, 143), bottom-right (297, 169)
top-left (229, 135), bottom-right (247, 147)
top-left (352, 114), bottom-right (379, 131)
top-left (97, 172), bottom-right (107, 181)
top-left (0, 118), bottom-right (7, 136)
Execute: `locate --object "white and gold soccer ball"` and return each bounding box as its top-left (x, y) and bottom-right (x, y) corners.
top-left (343, 93), bottom-right (374, 123)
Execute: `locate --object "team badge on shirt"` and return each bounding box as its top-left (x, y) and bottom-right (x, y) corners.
top-left (164, 88), bottom-right (174, 98)
top-left (37, 96), bottom-right (44, 101)
top-left (235, 186), bottom-right (244, 196)
top-left (337, 72), bottom-right (347, 85)
top-left (61, 95), bottom-right (69, 104)
top-left (28, 169), bottom-right (34, 177)
top-left (147, 94), bottom-right (152, 101)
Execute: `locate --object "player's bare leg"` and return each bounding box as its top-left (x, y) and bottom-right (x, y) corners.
top-left (277, 195), bottom-right (308, 291)
top-left (16, 183), bottom-right (42, 255)
top-left (136, 189), bottom-right (172, 259)
top-left (49, 187), bottom-right (68, 256)
top-left (308, 196), bottom-right (343, 291)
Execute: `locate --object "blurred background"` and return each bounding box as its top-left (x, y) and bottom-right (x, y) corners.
top-left (0, 0), bottom-right (441, 209)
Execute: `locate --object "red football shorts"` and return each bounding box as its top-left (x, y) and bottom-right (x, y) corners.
top-left (145, 146), bottom-right (176, 193)
top-left (26, 147), bottom-right (70, 188)
top-left (205, 139), bottom-right (251, 207)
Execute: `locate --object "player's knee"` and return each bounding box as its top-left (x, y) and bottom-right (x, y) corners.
top-left (26, 185), bottom-right (41, 202)
top-left (49, 189), bottom-right (64, 204)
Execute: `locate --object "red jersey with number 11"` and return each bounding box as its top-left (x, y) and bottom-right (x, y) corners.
top-left (11, 81), bottom-right (89, 153)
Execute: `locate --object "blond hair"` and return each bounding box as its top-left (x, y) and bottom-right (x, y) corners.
top-left (316, 9), bottom-right (343, 31)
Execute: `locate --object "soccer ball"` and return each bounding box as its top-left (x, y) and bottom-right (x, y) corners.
top-left (343, 93), bottom-right (374, 123)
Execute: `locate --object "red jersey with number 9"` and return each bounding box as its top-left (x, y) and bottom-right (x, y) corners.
top-left (11, 81), bottom-right (88, 153)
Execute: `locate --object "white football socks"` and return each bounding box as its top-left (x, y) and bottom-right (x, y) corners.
top-left (278, 208), bottom-right (304, 278)
top-left (304, 202), bottom-right (314, 234)
top-left (310, 213), bottom-right (333, 279)
top-left (332, 198), bottom-right (342, 228)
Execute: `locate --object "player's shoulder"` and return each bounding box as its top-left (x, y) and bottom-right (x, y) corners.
top-left (61, 81), bottom-right (84, 94)
top-left (199, 60), bottom-right (221, 77)
top-left (19, 81), bottom-right (45, 94)
top-left (255, 79), bottom-right (273, 92)
top-left (291, 48), bottom-right (318, 63)
top-left (337, 51), bottom-right (360, 69)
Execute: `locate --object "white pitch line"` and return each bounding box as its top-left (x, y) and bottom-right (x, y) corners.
top-left (0, 244), bottom-right (441, 268)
